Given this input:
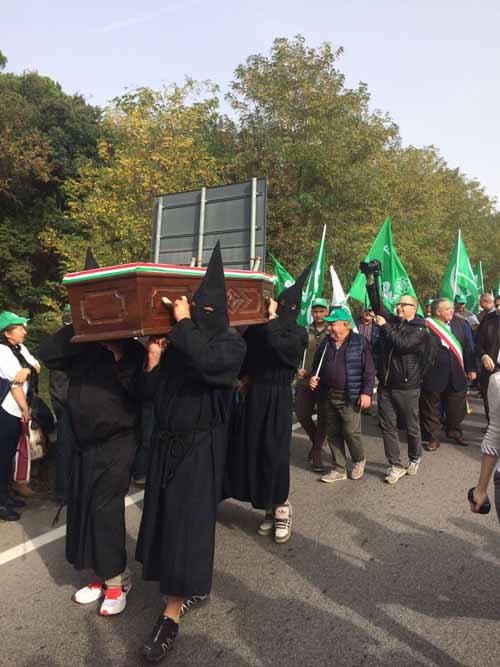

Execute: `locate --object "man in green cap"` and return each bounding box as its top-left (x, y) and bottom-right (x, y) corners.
top-left (309, 308), bottom-right (375, 482)
top-left (295, 297), bottom-right (329, 471)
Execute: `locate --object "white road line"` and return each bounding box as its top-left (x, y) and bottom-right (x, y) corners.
top-left (0, 425), bottom-right (305, 567)
top-left (0, 490), bottom-right (145, 567)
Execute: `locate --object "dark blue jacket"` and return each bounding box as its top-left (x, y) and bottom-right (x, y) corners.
top-left (314, 332), bottom-right (375, 405)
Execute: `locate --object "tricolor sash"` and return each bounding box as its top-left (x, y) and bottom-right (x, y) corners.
top-left (425, 317), bottom-right (464, 370)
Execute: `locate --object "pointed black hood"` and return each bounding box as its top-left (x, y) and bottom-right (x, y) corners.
top-left (277, 262), bottom-right (312, 324)
top-left (85, 247), bottom-right (99, 270)
top-left (191, 241), bottom-right (229, 339)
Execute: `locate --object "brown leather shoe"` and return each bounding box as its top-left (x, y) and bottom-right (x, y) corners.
top-left (424, 440), bottom-right (440, 452)
top-left (451, 434), bottom-right (469, 447)
top-left (11, 481), bottom-right (35, 497)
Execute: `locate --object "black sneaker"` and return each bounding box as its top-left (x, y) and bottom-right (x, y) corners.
top-left (180, 594), bottom-right (210, 617)
top-left (0, 505), bottom-right (20, 521)
top-left (141, 615), bottom-right (178, 663)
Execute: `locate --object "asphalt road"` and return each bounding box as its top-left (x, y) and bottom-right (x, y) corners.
top-left (1, 397), bottom-right (498, 667)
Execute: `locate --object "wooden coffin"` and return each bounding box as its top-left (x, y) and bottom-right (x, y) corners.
top-left (63, 263), bottom-right (275, 343)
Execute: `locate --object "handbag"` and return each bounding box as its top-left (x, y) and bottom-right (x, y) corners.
top-left (28, 420), bottom-right (47, 461)
top-left (14, 421), bottom-right (31, 482)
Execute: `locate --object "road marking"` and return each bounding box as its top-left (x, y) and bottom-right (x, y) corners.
top-left (0, 490), bottom-right (145, 567)
top-left (0, 424), bottom-right (304, 567)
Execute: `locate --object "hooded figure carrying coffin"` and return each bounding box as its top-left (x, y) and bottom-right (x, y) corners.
top-left (137, 242), bottom-right (246, 663)
top-left (225, 264), bottom-right (310, 544)
top-left (37, 248), bottom-right (146, 617)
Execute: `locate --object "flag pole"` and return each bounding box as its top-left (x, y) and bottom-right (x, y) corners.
top-left (313, 343), bottom-right (328, 378)
top-left (301, 347), bottom-right (307, 369)
top-left (453, 229), bottom-right (461, 301)
top-left (479, 260), bottom-right (484, 294)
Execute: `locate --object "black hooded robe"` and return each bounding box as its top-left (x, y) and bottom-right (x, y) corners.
top-left (225, 318), bottom-right (307, 510)
top-left (135, 318), bottom-right (246, 597)
top-left (38, 326), bottom-right (145, 580)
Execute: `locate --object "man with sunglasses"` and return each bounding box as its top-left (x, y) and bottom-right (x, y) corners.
top-left (366, 276), bottom-right (428, 484)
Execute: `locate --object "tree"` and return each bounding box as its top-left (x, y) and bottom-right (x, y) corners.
top-left (0, 63), bottom-right (102, 315)
top-left (54, 82), bottom-right (225, 269)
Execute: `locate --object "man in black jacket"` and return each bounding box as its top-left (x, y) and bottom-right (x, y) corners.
top-left (366, 276), bottom-right (428, 484)
top-left (420, 298), bottom-right (476, 450)
top-left (476, 295), bottom-right (500, 419)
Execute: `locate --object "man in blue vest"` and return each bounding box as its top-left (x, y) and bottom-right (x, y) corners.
top-left (310, 309), bottom-right (375, 482)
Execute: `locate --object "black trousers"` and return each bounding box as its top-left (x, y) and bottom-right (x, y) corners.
top-left (420, 388), bottom-right (466, 441)
top-left (0, 407), bottom-right (21, 505)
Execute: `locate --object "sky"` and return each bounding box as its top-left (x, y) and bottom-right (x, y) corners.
top-left (2, 0), bottom-right (499, 205)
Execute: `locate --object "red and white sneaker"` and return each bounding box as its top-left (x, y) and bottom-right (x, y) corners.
top-left (72, 581), bottom-right (105, 605)
top-left (99, 584), bottom-right (131, 616)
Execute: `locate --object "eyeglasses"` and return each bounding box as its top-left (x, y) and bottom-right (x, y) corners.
top-left (397, 302), bottom-right (416, 308)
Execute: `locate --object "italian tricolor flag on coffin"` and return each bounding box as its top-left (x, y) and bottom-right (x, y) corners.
top-left (63, 262), bottom-right (274, 285)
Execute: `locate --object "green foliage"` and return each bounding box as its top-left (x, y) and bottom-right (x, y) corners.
top-left (0, 64), bottom-right (102, 313)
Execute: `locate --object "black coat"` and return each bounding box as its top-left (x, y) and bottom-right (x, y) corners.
top-left (136, 319), bottom-right (246, 598)
top-left (225, 318), bottom-right (307, 510)
top-left (38, 326), bottom-right (145, 579)
top-left (367, 283), bottom-right (428, 390)
top-left (476, 312), bottom-right (500, 365)
top-left (422, 316), bottom-right (475, 393)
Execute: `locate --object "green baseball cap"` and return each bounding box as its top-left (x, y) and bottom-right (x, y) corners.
top-left (454, 294), bottom-right (467, 304)
top-left (311, 297), bottom-right (329, 309)
top-left (324, 308), bottom-right (352, 323)
top-left (425, 298), bottom-right (434, 306)
top-left (0, 311), bottom-right (29, 332)
top-left (63, 304), bottom-right (72, 313)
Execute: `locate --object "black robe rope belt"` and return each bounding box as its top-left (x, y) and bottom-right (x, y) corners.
top-left (156, 426), bottom-right (215, 488)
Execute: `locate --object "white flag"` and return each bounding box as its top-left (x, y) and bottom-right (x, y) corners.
top-left (330, 265), bottom-right (358, 332)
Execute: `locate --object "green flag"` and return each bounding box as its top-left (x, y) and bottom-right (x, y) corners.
top-left (474, 261), bottom-right (484, 294)
top-left (268, 252), bottom-right (295, 298)
top-left (349, 217), bottom-right (421, 315)
top-left (440, 230), bottom-right (479, 314)
top-left (297, 225), bottom-right (327, 327)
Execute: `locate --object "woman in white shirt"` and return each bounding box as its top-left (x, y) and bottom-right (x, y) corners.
top-left (0, 311), bottom-right (40, 521)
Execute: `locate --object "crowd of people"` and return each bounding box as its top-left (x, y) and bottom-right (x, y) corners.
top-left (0, 249), bottom-right (499, 664)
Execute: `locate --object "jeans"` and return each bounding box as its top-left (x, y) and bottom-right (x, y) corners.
top-left (378, 387), bottom-right (422, 466)
top-left (323, 390), bottom-right (364, 472)
top-left (0, 407), bottom-right (21, 505)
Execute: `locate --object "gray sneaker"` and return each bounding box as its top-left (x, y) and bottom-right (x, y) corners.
top-left (321, 469), bottom-right (348, 483)
top-left (384, 465), bottom-right (407, 485)
top-left (350, 459), bottom-right (366, 480)
top-left (406, 459), bottom-right (421, 476)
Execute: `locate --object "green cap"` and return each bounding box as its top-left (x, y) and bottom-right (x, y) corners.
top-left (311, 297), bottom-right (329, 309)
top-left (0, 311), bottom-right (29, 332)
top-left (64, 304), bottom-right (72, 313)
top-left (454, 294), bottom-right (467, 304)
top-left (324, 308), bottom-right (352, 323)
top-left (425, 298), bottom-right (434, 306)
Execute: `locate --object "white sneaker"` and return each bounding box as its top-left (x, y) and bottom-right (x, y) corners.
top-left (321, 469), bottom-right (347, 483)
top-left (350, 459), bottom-right (366, 480)
top-left (406, 459), bottom-right (421, 476)
top-left (384, 465), bottom-right (407, 485)
top-left (99, 583), bottom-right (131, 616)
top-left (274, 504), bottom-right (292, 544)
top-left (257, 510), bottom-right (274, 536)
top-left (72, 581), bottom-right (105, 604)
